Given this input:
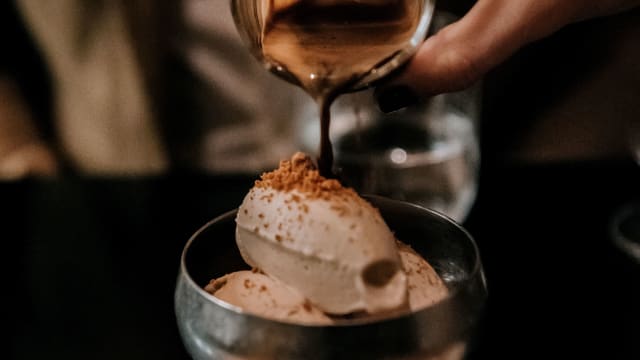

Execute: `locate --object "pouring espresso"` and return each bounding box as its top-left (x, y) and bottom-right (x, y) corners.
top-left (232, 0), bottom-right (435, 176)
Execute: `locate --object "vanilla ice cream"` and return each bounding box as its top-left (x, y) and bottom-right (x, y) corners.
top-left (205, 270), bottom-right (333, 324)
top-left (206, 152), bottom-right (448, 323)
top-left (235, 152), bottom-right (407, 315)
top-left (398, 241), bottom-right (449, 311)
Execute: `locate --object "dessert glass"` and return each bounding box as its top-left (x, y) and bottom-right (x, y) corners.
top-left (230, 0), bottom-right (436, 93)
top-left (175, 196), bottom-right (487, 359)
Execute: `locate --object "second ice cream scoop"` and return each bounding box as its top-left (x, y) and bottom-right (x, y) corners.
top-left (205, 270), bottom-right (333, 325)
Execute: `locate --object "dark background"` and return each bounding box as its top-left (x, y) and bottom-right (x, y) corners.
top-left (5, 156), bottom-right (639, 359)
top-left (3, 1), bottom-right (640, 359)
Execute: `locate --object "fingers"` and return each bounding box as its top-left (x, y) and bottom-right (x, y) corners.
top-left (375, 0), bottom-right (578, 113)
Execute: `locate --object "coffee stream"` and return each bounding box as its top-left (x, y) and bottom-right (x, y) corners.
top-left (261, 0), bottom-right (421, 177)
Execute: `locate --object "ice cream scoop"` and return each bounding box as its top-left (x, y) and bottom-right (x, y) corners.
top-left (205, 270), bottom-right (333, 325)
top-left (398, 241), bottom-right (449, 311)
top-left (204, 241), bottom-right (449, 324)
top-left (235, 152), bottom-right (408, 315)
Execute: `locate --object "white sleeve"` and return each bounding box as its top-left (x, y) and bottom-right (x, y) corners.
top-left (16, 0), bottom-right (168, 175)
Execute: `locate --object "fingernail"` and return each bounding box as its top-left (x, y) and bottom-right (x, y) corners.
top-left (374, 85), bottom-right (419, 113)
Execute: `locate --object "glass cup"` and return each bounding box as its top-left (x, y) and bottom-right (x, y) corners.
top-left (230, 0), bottom-right (437, 93)
top-left (175, 196), bottom-right (487, 360)
top-left (610, 203), bottom-right (640, 264)
top-left (610, 120), bottom-right (640, 263)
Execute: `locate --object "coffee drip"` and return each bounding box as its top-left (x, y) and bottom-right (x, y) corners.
top-left (260, 0), bottom-right (423, 176)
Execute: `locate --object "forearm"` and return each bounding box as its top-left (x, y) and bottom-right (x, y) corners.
top-left (375, 0), bottom-right (640, 110)
top-left (471, 0), bottom-right (640, 68)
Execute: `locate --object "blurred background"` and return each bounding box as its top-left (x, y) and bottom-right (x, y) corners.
top-left (1, 0), bottom-right (638, 177)
top-left (2, 0), bottom-right (639, 359)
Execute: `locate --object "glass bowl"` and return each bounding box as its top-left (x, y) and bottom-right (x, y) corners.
top-left (175, 195), bottom-right (487, 359)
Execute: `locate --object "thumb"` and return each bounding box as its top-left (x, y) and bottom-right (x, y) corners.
top-left (375, 0), bottom-right (576, 113)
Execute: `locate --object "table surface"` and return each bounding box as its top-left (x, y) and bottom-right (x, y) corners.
top-left (5, 157), bottom-right (640, 359)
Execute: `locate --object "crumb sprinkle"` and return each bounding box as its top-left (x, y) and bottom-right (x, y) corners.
top-left (244, 279), bottom-right (255, 289)
top-left (204, 277), bottom-right (227, 294)
top-left (254, 152), bottom-right (368, 207)
top-left (302, 300), bottom-right (313, 312)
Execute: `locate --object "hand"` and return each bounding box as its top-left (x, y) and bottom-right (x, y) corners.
top-left (375, 0), bottom-right (640, 112)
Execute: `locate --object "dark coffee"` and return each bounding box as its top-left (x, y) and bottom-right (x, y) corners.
top-left (261, 0), bottom-right (422, 176)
